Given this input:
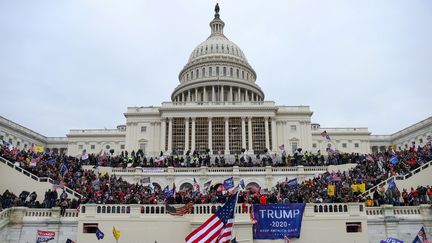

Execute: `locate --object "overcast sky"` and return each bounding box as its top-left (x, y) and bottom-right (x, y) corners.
top-left (1, 0), bottom-right (431, 137)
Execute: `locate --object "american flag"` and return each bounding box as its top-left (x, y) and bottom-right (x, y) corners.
top-left (166, 202), bottom-right (193, 216)
top-left (185, 193), bottom-right (238, 243)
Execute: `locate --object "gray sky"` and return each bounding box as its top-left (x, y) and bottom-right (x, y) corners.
top-left (1, 0), bottom-right (431, 137)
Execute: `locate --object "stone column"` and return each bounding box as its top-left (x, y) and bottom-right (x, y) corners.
top-left (248, 117), bottom-right (253, 153)
top-left (188, 90), bottom-right (191, 102)
top-left (160, 119), bottom-right (166, 152)
top-left (182, 93), bottom-right (185, 102)
top-left (195, 88), bottom-right (198, 102)
top-left (208, 117), bottom-right (213, 154)
top-left (265, 117), bottom-right (270, 150)
top-left (221, 86), bottom-right (224, 102)
top-left (271, 118), bottom-right (277, 151)
top-left (225, 117), bottom-right (230, 154)
top-left (185, 118), bottom-right (189, 153)
top-left (191, 117), bottom-right (196, 152)
top-left (212, 86), bottom-right (215, 102)
top-left (238, 88), bottom-right (241, 102)
top-left (167, 118), bottom-right (173, 153)
top-left (229, 86), bottom-right (233, 102)
top-left (241, 117), bottom-right (246, 150)
top-left (203, 87), bottom-right (207, 102)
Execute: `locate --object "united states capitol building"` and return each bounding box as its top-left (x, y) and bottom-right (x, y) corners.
top-left (0, 6), bottom-right (431, 159)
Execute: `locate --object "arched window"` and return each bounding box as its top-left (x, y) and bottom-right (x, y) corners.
top-left (180, 182), bottom-right (193, 191)
top-left (209, 67), bottom-right (213, 76)
top-left (223, 67), bottom-right (226, 76)
top-left (191, 71), bottom-right (193, 79)
top-left (196, 69), bottom-right (198, 78)
top-left (236, 69), bottom-right (239, 77)
top-left (242, 71), bottom-right (245, 79)
top-left (216, 66), bottom-right (219, 76)
top-left (202, 68), bottom-right (205, 77)
top-left (230, 68), bottom-right (233, 76)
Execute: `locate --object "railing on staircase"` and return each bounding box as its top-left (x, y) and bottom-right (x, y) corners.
top-left (361, 160), bottom-right (431, 197)
top-left (0, 156), bottom-right (83, 199)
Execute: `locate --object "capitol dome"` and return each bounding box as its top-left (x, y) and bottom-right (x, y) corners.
top-left (171, 4), bottom-right (264, 103)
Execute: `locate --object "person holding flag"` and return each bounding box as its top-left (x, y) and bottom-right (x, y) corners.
top-left (185, 191), bottom-right (239, 243)
top-left (413, 226), bottom-right (430, 243)
top-left (113, 226), bottom-right (121, 242)
top-left (95, 228), bottom-right (104, 240)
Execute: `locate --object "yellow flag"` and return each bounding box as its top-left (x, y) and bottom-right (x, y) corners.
top-left (358, 183), bottom-right (366, 193)
top-left (34, 145), bottom-right (44, 153)
top-left (327, 185), bottom-right (335, 196)
top-left (351, 183), bottom-right (366, 193)
top-left (113, 226), bottom-right (120, 240)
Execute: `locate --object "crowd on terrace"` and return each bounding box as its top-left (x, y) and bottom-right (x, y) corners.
top-left (0, 141), bottom-right (431, 212)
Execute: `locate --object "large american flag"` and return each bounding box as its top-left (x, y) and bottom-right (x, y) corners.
top-left (185, 193), bottom-right (238, 243)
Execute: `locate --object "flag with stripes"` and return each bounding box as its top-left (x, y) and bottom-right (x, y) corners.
top-left (185, 193), bottom-right (238, 243)
top-left (166, 202), bottom-right (193, 216)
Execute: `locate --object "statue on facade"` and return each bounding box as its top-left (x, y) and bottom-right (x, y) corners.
top-left (215, 3), bottom-right (220, 14)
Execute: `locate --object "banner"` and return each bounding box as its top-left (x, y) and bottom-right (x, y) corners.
top-left (142, 168), bottom-right (165, 173)
top-left (380, 237), bottom-right (403, 243)
top-left (36, 230), bottom-right (55, 242)
top-left (253, 204), bottom-right (305, 239)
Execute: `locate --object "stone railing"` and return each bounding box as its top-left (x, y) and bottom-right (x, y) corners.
top-left (0, 208), bottom-right (11, 228)
top-left (79, 203), bottom-right (366, 218)
top-left (366, 204), bottom-right (431, 220)
top-left (99, 165), bottom-right (333, 176)
top-left (362, 160), bottom-right (432, 197)
top-left (0, 207), bottom-right (79, 228)
top-left (0, 156), bottom-right (83, 199)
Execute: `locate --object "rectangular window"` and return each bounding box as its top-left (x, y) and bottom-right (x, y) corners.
top-left (346, 222), bottom-right (362, 233)
top-left (312, 143), bottom-right (317, 148)
top-left (78, 145), bottom-right (83, 150)
top-left (354, 143), bottom-right (359, 148)
top-left (120, 144), bottom-right (125, 150)
top-left (141, 126), bottom-right (147, 132)
top-left (90, 145), bottom-right (95, 150)
top-left (290, 125), bottom-right (297, 131)
top-left (342, 143), bottom-right (347, 148)
top-left (83, 223), bottom-right (99, 233)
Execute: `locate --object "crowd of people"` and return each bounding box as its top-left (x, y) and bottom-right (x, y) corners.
top-left (0, 141), bottom-right (431, 213)
top-left (77, 148), bottom-right (364, 168)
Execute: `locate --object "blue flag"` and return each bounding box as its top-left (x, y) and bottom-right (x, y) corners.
top-left (60, 163), bottom-right (68, 174)
top-left (388, 178), bottom-right (396, 191)
top-left (224, 177), bottom-right (234, 190)
top-left (380, 237), bottom-right (403, 243)
top-left (288, 178), bottom-right (298, 189)
top-left (239, 179), bottom-right (245, 190)
top-left (163, 186), bottom-right (173, 197)
top-left (389, 156), bottom-right (399, 165)
top-left (95, 228), bottom-right (104, 240)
